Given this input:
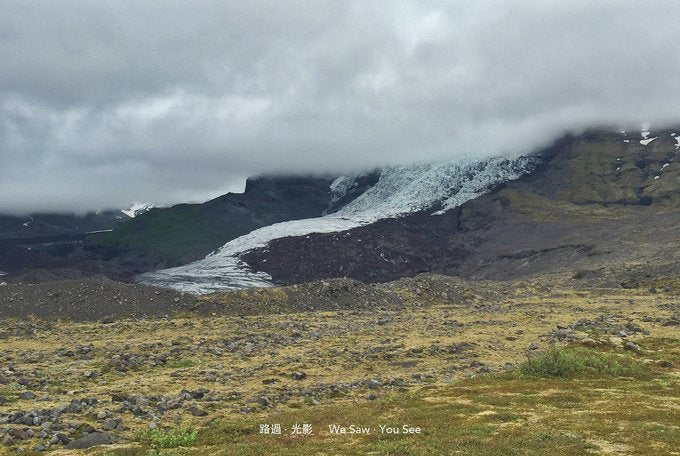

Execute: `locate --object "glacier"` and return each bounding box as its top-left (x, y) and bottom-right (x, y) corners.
top-left (137, 155), bottom-right (537, 294)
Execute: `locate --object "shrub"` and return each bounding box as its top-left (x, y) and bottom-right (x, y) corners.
top-left (139, 428), bottom-right (198, 449)
top-left (518, 346), bottom-right (647, 379)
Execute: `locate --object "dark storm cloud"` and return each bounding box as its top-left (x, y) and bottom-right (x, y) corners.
top-left (1, 0), bottom-right (680, 214)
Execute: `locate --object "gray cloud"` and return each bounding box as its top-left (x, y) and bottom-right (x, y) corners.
top-left (2, 0), bottom-right (680, 214)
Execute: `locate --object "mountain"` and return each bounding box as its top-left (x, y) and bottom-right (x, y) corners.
top-left (0, 175), bottom-right (361, 281)
top-left (0, 210), bottom-right (134, 280)
top-left (0, 211), bottom-right (127, 242)
top-left (138, 127), bottom-right (680, 292)
top-left (120, 202), bottom-right (155, 218)
top-left (83, 175), bottom-right (341, 272)
top-left (240, 128), bottom-right (680, 286)
top-left (4, 126), bottom-right (679, 289)
top-left (137, 155), bottom-right (539, 292)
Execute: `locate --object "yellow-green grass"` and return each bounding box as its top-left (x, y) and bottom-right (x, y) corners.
top-left (88, 360), bottom-right (680, 456)
top-left (1, 281), bottom-right (679, 456)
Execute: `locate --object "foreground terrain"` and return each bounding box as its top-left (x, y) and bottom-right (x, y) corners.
top-left (0, 275), bottom-right (679, 455)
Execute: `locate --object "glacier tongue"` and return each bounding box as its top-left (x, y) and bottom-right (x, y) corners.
top-left (138, 155), bottom-right (536, 293)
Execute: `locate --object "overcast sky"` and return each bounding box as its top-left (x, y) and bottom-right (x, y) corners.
top-left (2, 0), bottom-right (680, 214)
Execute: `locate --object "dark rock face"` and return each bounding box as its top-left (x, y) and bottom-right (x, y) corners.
top-left (241, 128), bottom-right (680, 284)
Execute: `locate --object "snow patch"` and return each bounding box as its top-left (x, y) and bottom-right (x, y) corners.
top-left (661, 163), bottom-right (670, 170)
top-left (654, 175), bottom-right (660, 180)
top-left (640, 137), bottom-right (657, 146)
top-left (139, 156), bottom-right (536, 293)
top-left (122, 202), bottom-right (154, 218)
top-left (0, 271), bottom-right (6, 276)
top-left (86, 229), bottom-right (114, 235)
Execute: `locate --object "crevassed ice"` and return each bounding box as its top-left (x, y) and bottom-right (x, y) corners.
top-left (138, 155), bottom-right (535, 293)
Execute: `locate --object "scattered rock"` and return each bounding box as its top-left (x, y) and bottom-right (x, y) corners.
top-left (64, 432), bottom-right (117, 449)
top-left (111, 393), bottom-right (129, 403)
top-left (102, 418), bottom-right (118, 431)
top-left (366, 379), bottom-right (381, 389)
top-left (624, 341), bottom-right (641, 352)
top-left (580, 337), bottom-right (598, 347)
top-left (187, 405), bottom-right (208, 417)
top-left (657, 360), bottom-right (674, 368)
top-left (9, 428), bottom-right (31, 440)
top-left (291, 371), bottom-right (307, 380)
top-left (2, 434), bottom-right (15, 446)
